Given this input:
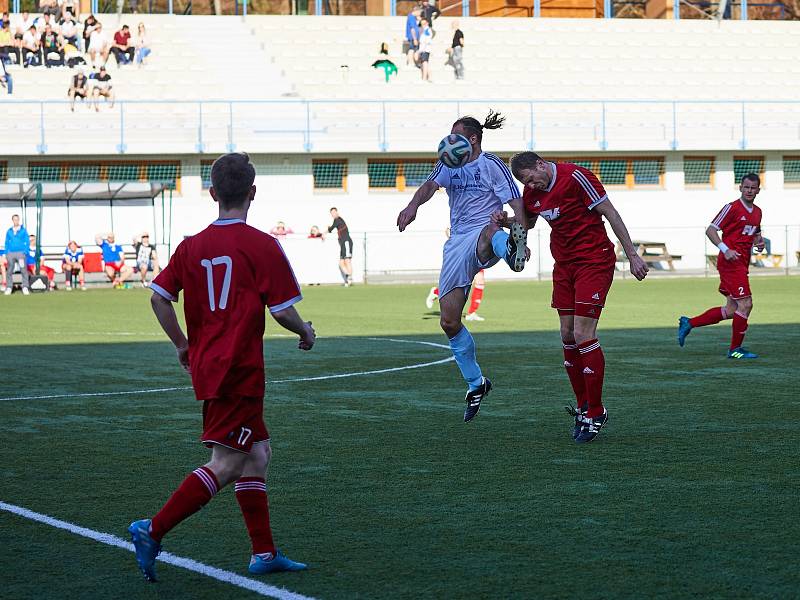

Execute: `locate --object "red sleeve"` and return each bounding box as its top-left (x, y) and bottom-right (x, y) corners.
top-left (150, 241), bottom-right (185, 302)
top-left (260, 238), bottom-right (302, 313)
top-left (710, 203), bottom-right (734, 230)
top-left (571, 166), bottom-right (608, 210)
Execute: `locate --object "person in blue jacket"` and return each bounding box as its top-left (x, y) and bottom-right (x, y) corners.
top-left (4, 214), bottom-right (30, 295)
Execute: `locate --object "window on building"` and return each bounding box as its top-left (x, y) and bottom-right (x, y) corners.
top-left (733, 156), bottom-right (764, 186)
top-left (684, 157), bottom-right (715, 187)
top-left (313, 160), bottom-right (347, 190)
top-left (367, 159), bottom-right (436, 191)
top-left (550, 157), bottom-right (664, 188)
top-left (28, 161), bottom-right (181, 189)
top-left (0, 162), bottom-right (7, 181)
top-left (201, 161), bottom-right (214, 189)
top-left (783, 156), bottom-right (800, 186)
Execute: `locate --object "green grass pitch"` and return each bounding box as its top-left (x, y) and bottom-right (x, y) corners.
top-left (1, 276), bottom-right (797, 599)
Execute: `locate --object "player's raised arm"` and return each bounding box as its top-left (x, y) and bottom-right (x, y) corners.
top-left (397, 179), bottom-right (438, 232)
top-left (271, 305), bottom-right (315, 351)
top-left (150, 292), bottom-right (190, 371)
top-left (594, 199), bottom-right (649, 281)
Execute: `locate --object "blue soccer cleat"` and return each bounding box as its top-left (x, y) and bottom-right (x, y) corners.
top-left (728, 347), bottom-right (758, 359)
top-left (464, 377), bottom-right (492, 423)
top-left (128, 519), bottom-right (162, 582)
top-left (249, 551), bottom-right (308, 574)
top-left (505, 222), bottom-right (527, 273)
top-left (677, 316), bottom-right (692, 347)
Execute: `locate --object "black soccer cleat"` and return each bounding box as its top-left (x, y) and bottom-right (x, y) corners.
top-left (464, 377), bottom-right (492, 422)
top-left (575, 409), bottom-right (608, 444)
top-left (565, 404), bottom-right (586, 440)
top-left (505, 222), bottom-right (527, 273)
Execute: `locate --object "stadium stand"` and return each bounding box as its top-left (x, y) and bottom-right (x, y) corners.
top-left (1, 15), bottom-right (798, 285)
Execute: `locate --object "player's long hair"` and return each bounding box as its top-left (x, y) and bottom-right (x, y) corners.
top-left (453, 109), bottom-right (505, 144)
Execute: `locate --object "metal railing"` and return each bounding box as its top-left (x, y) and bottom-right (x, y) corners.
top-left (3, 98), bottom-right (800, 156)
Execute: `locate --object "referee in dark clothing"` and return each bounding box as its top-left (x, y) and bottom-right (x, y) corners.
top-left (327, 207), bottom-right (353, 286)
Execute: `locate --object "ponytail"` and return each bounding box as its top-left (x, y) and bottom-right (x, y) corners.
top-left (452, 109), bottom-right (505, 144)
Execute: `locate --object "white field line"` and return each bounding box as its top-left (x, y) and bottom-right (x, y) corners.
top-left (0, 501), bottom-right (316, 600)
top-left (0, 338), bottom-right (454, 402)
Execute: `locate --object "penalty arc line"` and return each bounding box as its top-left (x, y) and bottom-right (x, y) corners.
top-left (0, 338), bottom-right (455, 402)
top-left (0, 501), bottom-right (317, 600)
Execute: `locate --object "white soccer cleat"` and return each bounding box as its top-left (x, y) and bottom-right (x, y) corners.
top-left (4, 288), bottom-right (11, 295)
top-left (425, 287), bottom-right (438, 309)
top-left (465, 312), bottom-right (485, 321)
top-left (22, 287), bottom-right (30, 295)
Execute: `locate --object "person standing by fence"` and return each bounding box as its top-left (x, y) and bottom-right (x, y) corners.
top-left (4, 214), bottom-right (30, 295)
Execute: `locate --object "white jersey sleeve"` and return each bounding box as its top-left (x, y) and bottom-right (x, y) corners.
top-left (484, 153), bottom-right (520, 204)
top-left (426, 161), bottom-right (451, 189)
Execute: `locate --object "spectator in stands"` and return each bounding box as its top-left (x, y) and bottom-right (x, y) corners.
top-left (421, 0), bottom-right (440, 36)
top-left (1, 11), bottom-right (9, 28)
top-left (269, 221), bottom-right (294, 238)
top-left (59, 13), bottom-right (80, 49)
top-left (0, 20), bottom-right (18, 65)
top-left (404, 6), bottom-right (420, 67)
top-left (372, 42), bottom-right (397, 83)
top-left (88, 20), bottom-right (108, 67)
top-left (40, 0), bottom-right (59, 17)
top-left (111, 24), bottom-right (134, 66)
top-left (134, 22), bottom-right (150, 67)
top-left (26, 234), bottom-right (56, 290)
top-left (15, 11), bottom-right (35, 37)
top-left (91, 65), bottom-right (114, 111)
top-left (133, 232), bottom-right (159, 286)
top-left (308, 225), bottom-right (324, 239)
top-left (36, 13), bottom-right (59, 34)
top-left (68, 69), bottom-right (88, 110)
top-left (446, 20), bottom-right (464, 80)
top-left (61, 0), bottom-right (79, 20)
top-left (95, 231), bottom-right (132, 288)
top-left (82, 14), bottom-right (98, 50)
top-left (62, 240), bottom-right (85, 290)
top-left (22, 25), bottom-right (41, 68)
top-left (40, 24), bottom-right (64, 68)
top-left (418, 18), bottom-right (432, 82)
top-left (4, 214), bottom-right (30, 295)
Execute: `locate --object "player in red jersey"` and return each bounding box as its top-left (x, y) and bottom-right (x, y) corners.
top-left (677, 174), bottom-right (764, 359)
top-left (506, 152), bottom-right (648, 444)
top-left (128, 153), bottom-right (316, 582)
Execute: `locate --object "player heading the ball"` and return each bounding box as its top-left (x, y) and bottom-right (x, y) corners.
top-left (397, 110), bottom-right (529, 423)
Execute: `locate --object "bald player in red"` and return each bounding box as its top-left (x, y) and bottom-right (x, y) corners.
top-left (677, 173), bottom-right (764, 359)
top-left (505, 152), bottom-right (648, 444)
top-left (127, 152), bottom-right (316, 583)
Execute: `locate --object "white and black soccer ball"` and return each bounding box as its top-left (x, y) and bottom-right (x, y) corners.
top-left (437, 134), bottom-right (472, 168)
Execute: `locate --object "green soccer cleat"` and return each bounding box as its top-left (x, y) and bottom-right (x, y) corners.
top-left (728, 347), bottom-right (758, 359)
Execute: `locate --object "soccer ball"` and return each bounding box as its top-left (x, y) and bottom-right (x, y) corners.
top-left (437, 134), bottom-right (472, 168)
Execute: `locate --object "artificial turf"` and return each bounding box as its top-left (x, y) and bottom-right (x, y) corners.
top-left (1, 276), bottom-right (797, 599)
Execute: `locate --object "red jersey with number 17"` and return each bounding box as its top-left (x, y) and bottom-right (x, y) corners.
top-left (150, 219), bottom-right (302, 401)
top-left (523, 162), bottom-right (615, 264)
top-left (710, 199), bottom-right (762, 269)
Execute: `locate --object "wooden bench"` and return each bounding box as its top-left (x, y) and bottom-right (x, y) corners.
top-left (707, 252), bottom-right (785, 269)
top-left (617, 240), bottom-right (682, 271)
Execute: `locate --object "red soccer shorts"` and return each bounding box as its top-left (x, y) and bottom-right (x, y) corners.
top-left (105, 261), bottom-right (124, 273)
top-left (718, 263), bottom-right (751, 299)
top-left (552, 257), bottom-right (615, 319)
top-left (201, 395), bottom-right (269, 453)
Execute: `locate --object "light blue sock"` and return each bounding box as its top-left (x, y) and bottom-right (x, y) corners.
top-left (491, 230), bottom-right (509, 261)
top-left (448, 326), bottom-right (483, 391)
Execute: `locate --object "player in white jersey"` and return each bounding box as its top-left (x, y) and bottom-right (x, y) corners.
top-left (397, 111), bottom-right (528, 422)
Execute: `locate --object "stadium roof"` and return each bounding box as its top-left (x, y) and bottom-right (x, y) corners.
top-left (0, 181), bottom-right (169, 202)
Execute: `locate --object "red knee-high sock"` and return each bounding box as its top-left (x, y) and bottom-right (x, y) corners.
top-left (235, 477), bottom-right (276, 556)
top-left (578, 339), bottom-right (606, 418)
top-left (150, 466), bottom-right (219, 542)
top-left (689, 306), bottom-right (727, 328)
top-left (730, 311), bottom-right (748, 350)
top-left (467, 284), bottom-right (484, 314)
top-left (563, 343), bottom-right (587, 412)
